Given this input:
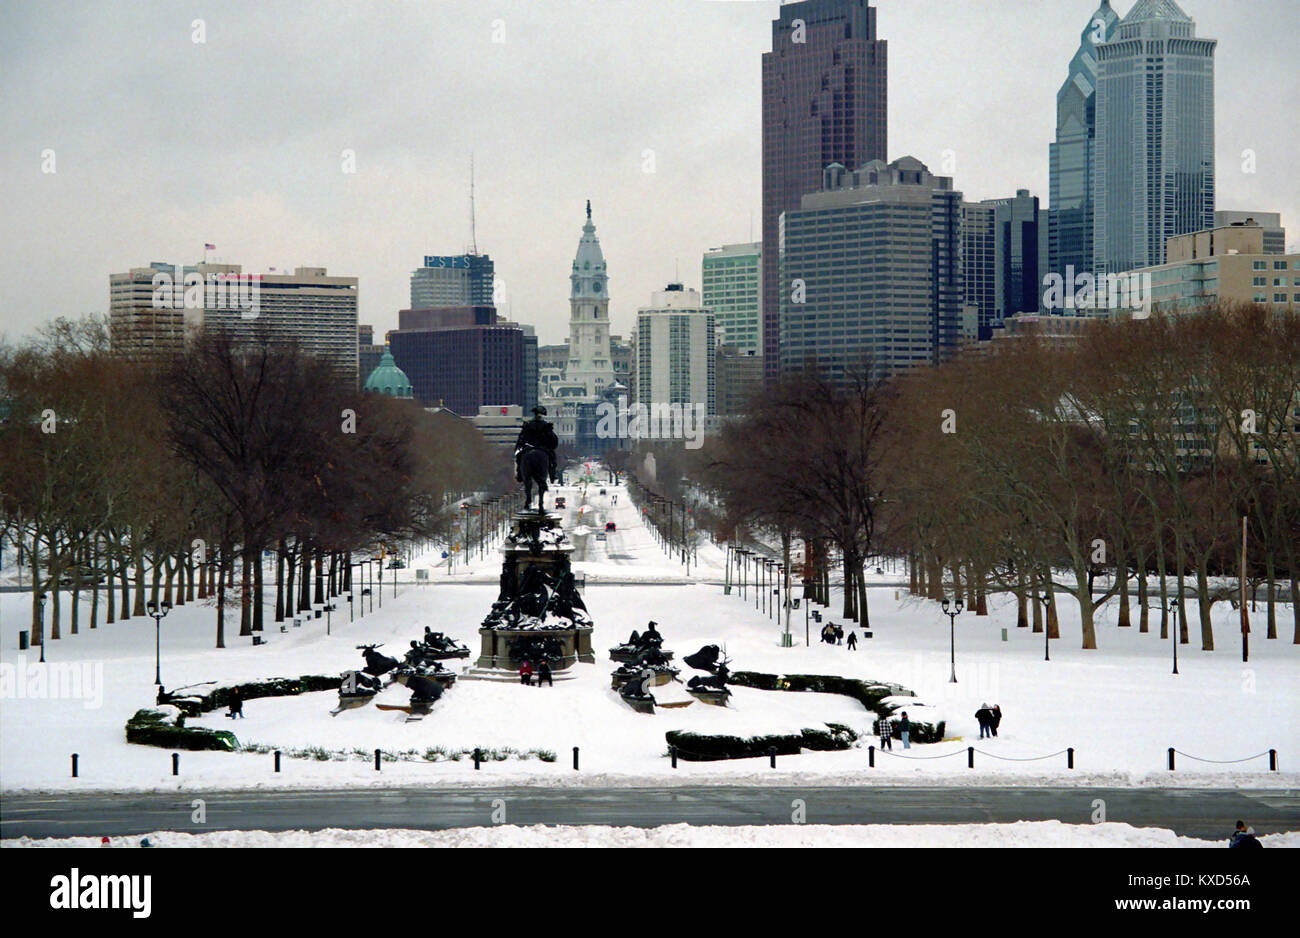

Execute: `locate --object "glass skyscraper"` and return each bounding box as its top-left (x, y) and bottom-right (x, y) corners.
top-left (1094, 0), bottom-right (1216, 276)
top-left (1048, 1), bottom-right (1119, 304)
top-left (702, 242), bottom-right (762, 356)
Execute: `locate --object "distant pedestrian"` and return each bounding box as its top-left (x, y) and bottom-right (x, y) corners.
top-left (1228, 821), bottom-right (1262, 849)
top-left (226, 686), bottom-right (244, 719)
top-left (834, 625), bottom-right (844, 645)
top-left (846, 631), bottom-right (858, 650)
top-left (975, 703), bottom-right (994, 739)
top-left (899, 711), bottom-right (911, 749)
top-left (991, 704), bottom-right (1003, 737)
top-left (519, 661), bottom-right (533, 686)
top-left (538, 660), bottom-right (553, 687)
top-left (876, 715), bottom-right (892, 750)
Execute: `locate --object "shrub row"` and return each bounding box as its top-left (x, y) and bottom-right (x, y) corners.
top-left (164, 674), bottom-right (343, 715)
top-left (665, 724), bottom-right (858, 762)
top-left (124, 707), bottom-right (240, 752)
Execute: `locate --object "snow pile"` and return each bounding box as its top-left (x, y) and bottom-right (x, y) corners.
top-left (7, 822), bottom-right (1298, 849)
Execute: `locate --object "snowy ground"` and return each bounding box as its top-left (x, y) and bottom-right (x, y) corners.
top-left (2, 481), bottom-right (1297, 794)
top-left (6, 822), bottom-right (1297, 849)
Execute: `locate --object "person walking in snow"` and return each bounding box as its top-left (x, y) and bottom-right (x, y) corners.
top-left (975, 703), bottom-right (993, 739)
top-left (519, 661), bottom-right (533, 686)
top-left (877, 715), bottom-right (892, 750)
top-left (991, 704), bottom-right (1003, 737)
top-left (538, 660), bottom-right (553, 687)
top-left (846, 631), bottom-right (858, 650)
top-left (834, 625), bottom-right (844, 645)
top-left (226, 686), bottom-right (244, 719)
top-left (899, 711), bottom-right (911, 749)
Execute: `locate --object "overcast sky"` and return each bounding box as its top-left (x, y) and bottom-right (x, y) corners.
top-left (1, 0), bottom-right (1296, 347)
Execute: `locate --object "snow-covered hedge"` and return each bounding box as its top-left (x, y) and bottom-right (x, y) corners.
top-left (665, 724), bottom-right (858, 761)
top-left (164, 675), bottom-right (342, 715)
top-left (125, 707), bottom-right (239, 752)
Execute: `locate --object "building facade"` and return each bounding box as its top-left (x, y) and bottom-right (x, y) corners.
top-left (961, 202), bottom-right (997, 333)
top-left (410, 254), bottom-right (495, 309)
top-left (1048, 1), bottom-right (1121, 296)
top-left (388, 320), bottom-right (526, 416)
top-left (1134, 221), bottom-right (1300, 314)
top-left (779, 157), bottom-right (963, 382)
top-left (1215, 211), bottom-right (1287, 255)
top-left (716, 344), bottom-right (763, 417)
top-left (761, 0), bottom-right (888, 384)
top-left (702, 242), bottom-right (762, 356)
top-left (1094, 0), bottom-right (1216, 276)
top-left (635, 284), bottom-right (716, 415)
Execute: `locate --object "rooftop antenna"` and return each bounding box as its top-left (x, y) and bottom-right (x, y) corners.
top-left (470, 153), bottom-right (478, 255)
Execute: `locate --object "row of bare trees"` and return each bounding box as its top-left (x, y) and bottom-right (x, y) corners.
top-left (0, 317), bottom-right (504, 648)
top-left (699, 303), bottom-right (1300, 650)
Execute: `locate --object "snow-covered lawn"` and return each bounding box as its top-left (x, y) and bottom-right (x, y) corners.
top-left (6, 822), bottom-right (1297, 849)
top-left (2, 482), bottom-right (1297, 794)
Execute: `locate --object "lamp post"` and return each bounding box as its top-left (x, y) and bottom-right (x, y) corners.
top-left (37, 592), bottom-right (47, 664)
top-left (376, 557), bottom-right (383, 609)
top-left (1169, 598), bottom-right (1179, 675)
top-left (942, 596), bottom-right (963, 683)
top-left (146, 599), bottom-right (172, 685)
top-left (1041, 594), bottom-right (1052, 661)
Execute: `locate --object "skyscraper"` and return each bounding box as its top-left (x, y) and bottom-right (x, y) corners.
top-left (989, 190), bottom-right (1047, 320)
top-left (410, 254), bottom-right (495, 308)
top-left (1048, 1), bottom-right (1120, 298)
top-left (780, 157), bottom-right (963, 382)
top-left (1094, 0), bottom-right (1216, 276)
top-left (761, 0), bottom-right (887, 384)
top-left (635, 284), bottom-right (716, 415)
top-left (702, 242), bottom-right (762, 356)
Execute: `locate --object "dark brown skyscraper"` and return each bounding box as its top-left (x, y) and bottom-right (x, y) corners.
top-left (761, 0), bottom-right (887, 383)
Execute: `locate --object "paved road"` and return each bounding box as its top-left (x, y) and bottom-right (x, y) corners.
top-left (3, 787), bottom-right (1296, 840)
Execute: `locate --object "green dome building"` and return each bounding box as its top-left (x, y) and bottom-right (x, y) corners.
top-left (362, 349), bottom-right (414, 399)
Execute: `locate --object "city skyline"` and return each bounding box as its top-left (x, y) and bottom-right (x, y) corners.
top-left (1, 0), bottom-right (1296, 348)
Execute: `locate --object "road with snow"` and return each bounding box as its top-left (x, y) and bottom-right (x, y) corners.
top-left (4, 786), bottom-right (1297, 840)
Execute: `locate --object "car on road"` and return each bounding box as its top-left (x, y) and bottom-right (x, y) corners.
top-left (387, 559), bottom-right (406, 569)
top-left (555, 496), bottom-right (566, 509)
top-left (595, 532), bottom-right (606, 541)
top-left (605, 521), bottom-right (616, 532)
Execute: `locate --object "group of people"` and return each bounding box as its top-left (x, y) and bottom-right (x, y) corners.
top-left (975, 703), bottom-right (1003, 738)
top-left (518, 660), bottom-right (554, 687)
top-left (819, 623), bottom-right (858, 650)
top-left (876, 711), bottom-right (911, 749)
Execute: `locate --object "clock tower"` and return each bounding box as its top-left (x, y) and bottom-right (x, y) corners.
top-left (566, 200), bottom-right (614, 397)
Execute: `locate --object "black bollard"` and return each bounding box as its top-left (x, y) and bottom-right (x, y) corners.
top-left (868, 745), bottom-right (875, 768)
top-left (1269, 749), bottom-right (1277, 772)
top-left (769, 747), bottom-right (777, 769)
top-left (474, 748), bottom-right (481, 770)
top-left (1067, 747), bottom-right (1074, 770)
top-left (573, 747), bottom-right (579, 771)
top-left (374, 748), bottom-right (381, 771)
top-left (967, 746), bottom-right (974, 769)
top-left (274, 750), bottom-right (281, 773)
top-left (172, 752), bottom-right (179, 776)
top-left (670, 746), bottom-right (677, 769)
top-left (1168, 747), bottom-right (1175, 771)
top-left (71, 753), bottom-right (78, 778)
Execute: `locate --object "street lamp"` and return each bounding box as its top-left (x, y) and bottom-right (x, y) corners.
top-left (146, 598), bottom-right (172, 685)
top-left (1170, 600), bottom-right (1180, 670)
top-left (1041, 594), bottom-right (1052, 661)
top-left (37, 592), bottom-right (47, 664)
top-left (942, 596), bottom-right (963, 683)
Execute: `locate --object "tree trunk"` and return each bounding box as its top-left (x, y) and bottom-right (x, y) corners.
top-left (90, 539), bottom-right (100, 630)
top-left (1264, 551), bottom-right (1277, 640)
top-left (1116, 549), bottom-right (1131, 627)
top-left (240, 545), bottom-right (252, 637)
top-left (1031, 574), bottom-right (1042, 633)
top-left (215, 543), bottom-right (228, 649)
top-left (1195, 557), bottom-right (1214, 651)
top-left (253, 546), bottom-right (264, 633)
top-left (1136, 549), bottom-right (1149, 633)
top-left (275, 541), bottom-right (286, 623)
top-left (133, 551), bottom-right (147, 617)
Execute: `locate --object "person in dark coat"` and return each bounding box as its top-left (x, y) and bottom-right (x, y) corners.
top-left (834, 625), bottom-right (844, 645)
top-left (876, 715), bottom-right (892, 750)
top-left (537, 660), bottom-right (553, 687)
top-left (991, 704), bottom-right (1002, 737)
top-left (226, 686), bottom-right (244, 719)
top-left (899, 711), bottom-right (911, 749)
top-left (846, 631), bottom-right (858, 650)
top-left (1228, 821), bottom-right (1263, 848)
top-left (975, 703), bottom-right (994, 739)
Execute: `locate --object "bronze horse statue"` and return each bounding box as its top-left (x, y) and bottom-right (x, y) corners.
top-left (518, 444), bottom-right (549, 513)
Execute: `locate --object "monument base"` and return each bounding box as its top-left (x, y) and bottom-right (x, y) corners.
top-left (474, 624), bottom-right (595, 671)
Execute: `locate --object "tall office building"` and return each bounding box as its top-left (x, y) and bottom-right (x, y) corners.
top-left (635, 284), bottom-right (716, 414)
top-left (988, 190), bottom-right (1046, 319)
top-left (1048, 1), bottom-right (1120, 294)
top-left (1094, 0), bottom-right (1216, 276)
top-left (961, 203), bottom-right (997, 333)
top-left (111, 262), bottom-right (359, 382)
top-left (761, 0), bottom-right (887, 384)
top-left (1215, 211), bottom-right (1287, 255)
top-left (702, 243), bottom-right (762, 356)
top-left (410, 254), bottom-right (495, 308)
top-left (780, 157), bottom-right (963, 381)
top-left (388, 314), bottom-right (526, 416)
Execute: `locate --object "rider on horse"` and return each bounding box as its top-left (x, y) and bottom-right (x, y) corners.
top-left (515, 405), bottom-right (559, 484)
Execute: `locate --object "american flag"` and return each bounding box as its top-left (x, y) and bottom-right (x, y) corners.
top-left (204, 242), bottom-right (215, 250)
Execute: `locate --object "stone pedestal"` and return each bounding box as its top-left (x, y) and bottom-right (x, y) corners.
top-left (475, 624), bottom-right (594, 671)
